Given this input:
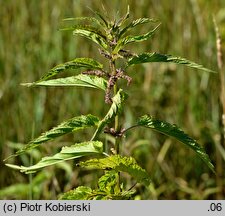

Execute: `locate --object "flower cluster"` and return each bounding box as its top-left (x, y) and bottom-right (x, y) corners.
top-left (82, 68), bottom-right (131, 104)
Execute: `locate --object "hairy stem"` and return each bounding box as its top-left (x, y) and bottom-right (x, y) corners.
top-left (110, 60), bottom-right (120, 154)
top-left (110, 58), bottom-right (121, 191)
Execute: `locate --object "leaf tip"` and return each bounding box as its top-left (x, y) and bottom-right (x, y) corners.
top-left (20, 82), bottom-right (35, 87)
top-left (5, 163), bottom-right (21, 170)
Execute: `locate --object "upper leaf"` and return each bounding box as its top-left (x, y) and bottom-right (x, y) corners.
top-left (114, 24), bottom-right (160, 53)
top-left (7, 114), bottom-right (100, 159)
top-left (127, 52), bottom-right (215, 73)
top-left (35, 58), bottom-right (103, 82)
top-left (22, 74), bottom-right (107, 91)
top-left (61, 25), bottom-right (108, 49)
top-left (63, 17), bottom-right (102, 27)
top-left (119, 18), bottom-right (157, 38)
top-left (6, 141), bottom-right (103, 174)
top-left (137, 115), bottom-right (215, 173)
top-left (91, 89), bottom-right (128, 140)
top-left (80, 155), bottom-right (151, 186)
top-left (115, 5), bottom-right (130, 27)
top-left (92, 10), bottom-right (109, 28)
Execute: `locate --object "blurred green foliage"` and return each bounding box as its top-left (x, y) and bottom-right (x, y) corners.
top-left (1, 0), bottom-right (225, 199)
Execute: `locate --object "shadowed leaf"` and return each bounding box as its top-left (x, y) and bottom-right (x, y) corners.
top-left (62, 17), bottom-right (102, 27)
top-left (92, 10), bottom-right (109, 28)
top-left (6, 141), bottom-right (103, 174)
top-left (119, 17), bottom-right (157, 37)
top-left (114, 24), bottom-right (160, 53)
top-left (137, 115), bottom-right (215, 173)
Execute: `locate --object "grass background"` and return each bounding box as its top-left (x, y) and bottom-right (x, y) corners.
top-left (0, 0), bottom-right (225, 199)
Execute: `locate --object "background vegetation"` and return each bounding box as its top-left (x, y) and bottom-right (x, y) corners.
top-left (0, 0), bottom-right (225, 199)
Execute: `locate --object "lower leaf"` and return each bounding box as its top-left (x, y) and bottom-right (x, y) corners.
top-left (98, 171), bottom-right (120, 194)
top-left (80, 155), bottom-right (151, 186)
top-left (59, 186), bottom-right (135, 200)
top-left (137, 115), bottom-right (215, 173)
top-left (6, 141), bottom-right (103, 174)
top-left (59, 186), bottom-right (93, 200)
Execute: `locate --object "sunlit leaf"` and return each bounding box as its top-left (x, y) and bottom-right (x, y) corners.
top-left (59, 185), bottom-right (135, 200)
top-left (98, 171), bottom-right (120, 194)
top-left (6, 141), bottom-right (103, 174)
top-left (22, 74), bottom-right (107, 91)
top-left (59, 186), bottom-right (93, 200)
top-left (8, 115), bottom-right (100, 158)
top-left (137, 115), bottom-right (215, 173)
top-left (91, 89), bottom-right (128, 140)
top-left (127, 52), bottom-right (215, 73)
top-left (73, 26), bottom-right (108, 49)
top-left (80, 155), bottom-right (151, 186)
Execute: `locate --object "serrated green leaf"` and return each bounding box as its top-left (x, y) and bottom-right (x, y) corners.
top-left (8, 115), bottom-right (99, 158)
top-left (80, 155), bottom-right (151, 186)
top-left (23, 74), bottom-right (107, 91)
top-left (123, 24), bottom-right (160, 44)
top-left (137, 115), bottom-right (215, 173)
top-left (114, 24), bottom-right (160, 53)
top-left (98, 171), bottom-right (119, 194)
top-left (91, 89), bottom-right (128, 140)
top-left (61, 25), bottom-right (108, 49)
top-left (6, 141), bottom-right (103, 174)
top-left (59, 186), bottom-right (93, 200)
top-left (59, 185), bottom-right (135, 200)
top-left (127, 52), bottom-right (215, 73)
top-left (119, 18), bottom-right (157, 38)
top-left (35, 58), bottom-right (103, 82)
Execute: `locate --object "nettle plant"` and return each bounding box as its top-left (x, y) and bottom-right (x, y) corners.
top-left (6, 8), bottom-right (215, 199)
